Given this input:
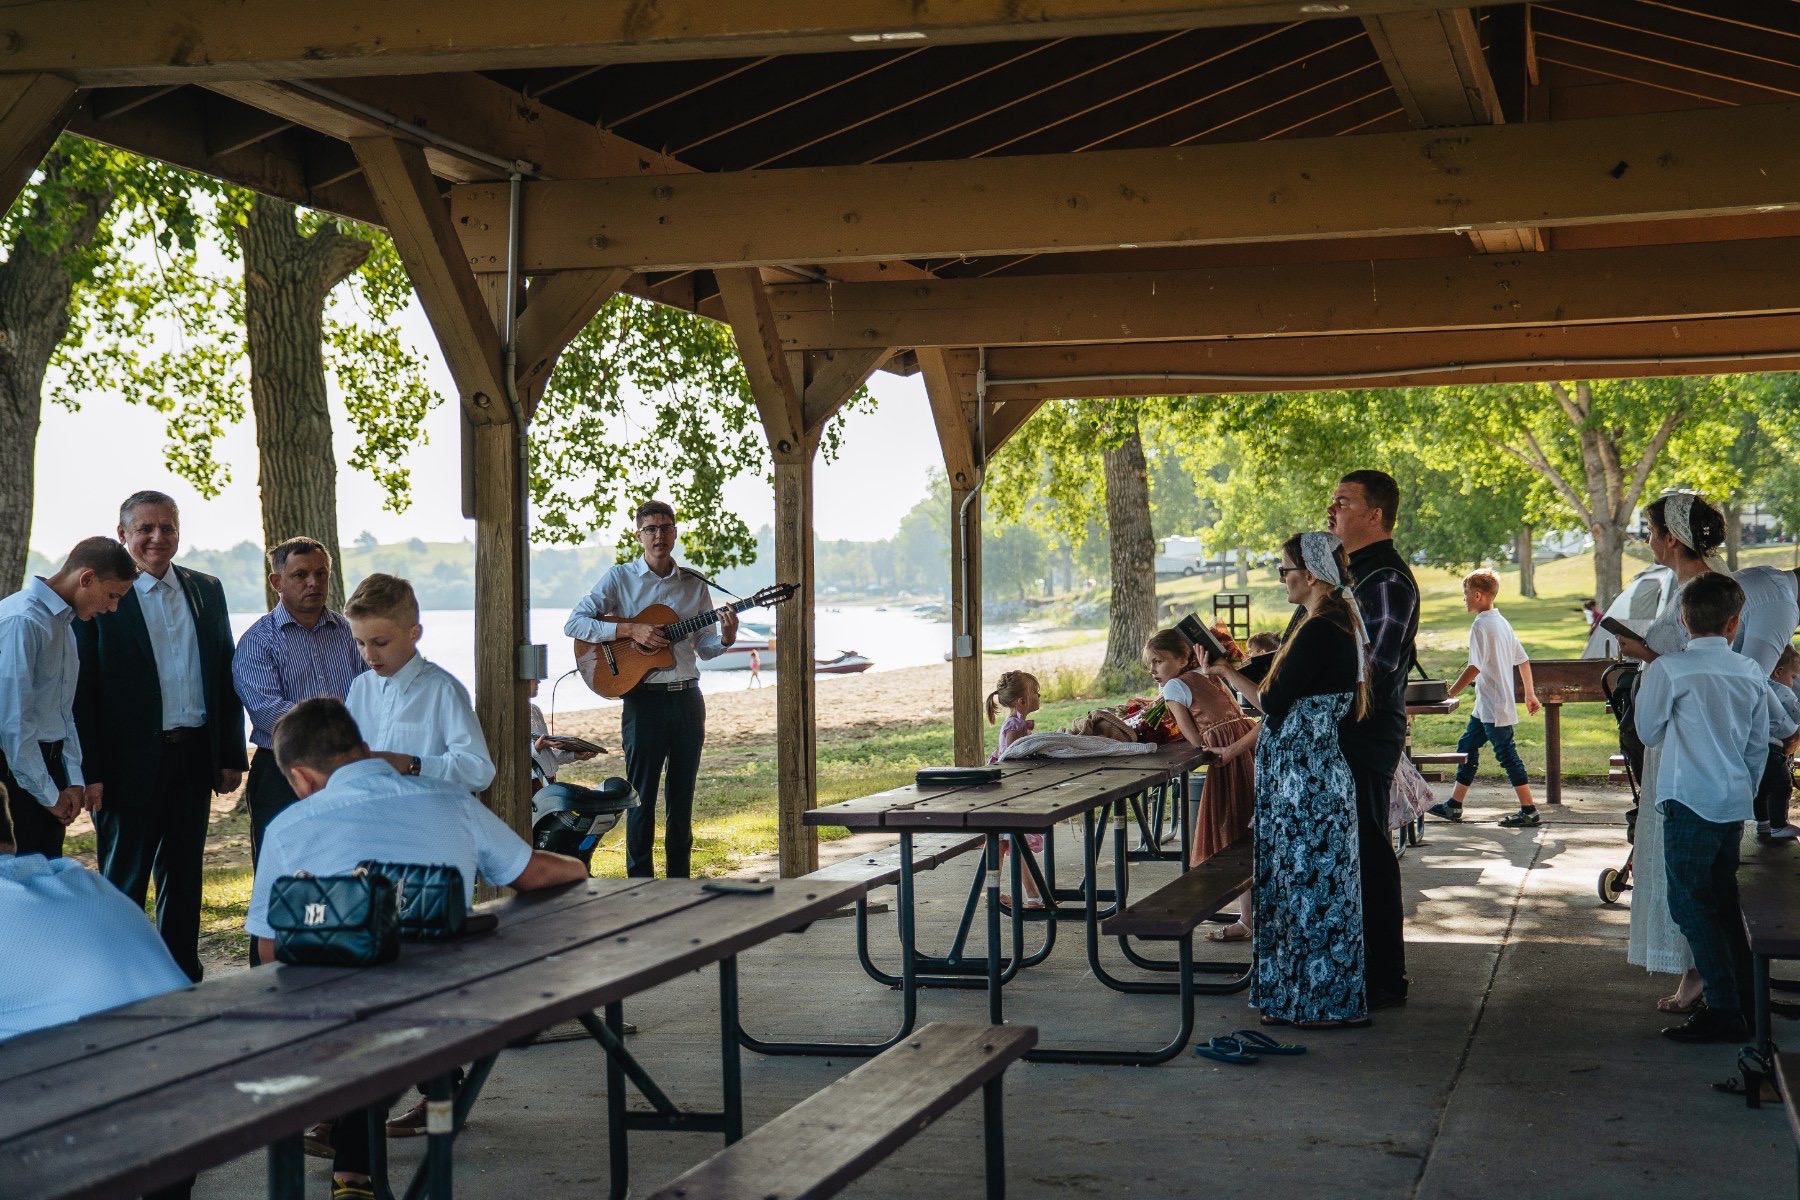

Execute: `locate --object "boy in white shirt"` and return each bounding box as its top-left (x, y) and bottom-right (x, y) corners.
top-left (1634, 572), bottom-right (1769, 1043)
top-left (1428, 569), bottom-right (1543, 828)
top-left (1757, 646), bottom-right (1800, 840)
top-left (343, 574), bottom-right (495, 795)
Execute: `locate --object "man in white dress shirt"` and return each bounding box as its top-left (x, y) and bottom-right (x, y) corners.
top-left (0, 538), bottom-right (137, 858)
top-left (75, 491), bottom-right (248, 981)
top-left (565, 501), bottom-right (736, 877)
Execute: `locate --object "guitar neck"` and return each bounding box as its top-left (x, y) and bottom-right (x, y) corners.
top-left (660, 595), bottom-right (760, 642)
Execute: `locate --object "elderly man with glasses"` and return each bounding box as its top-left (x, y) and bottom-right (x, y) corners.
top-left (564, 501), bottom-right (737, 878)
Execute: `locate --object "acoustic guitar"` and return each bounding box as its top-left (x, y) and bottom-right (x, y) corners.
top-left (573, 582), bottom-right (797, 699)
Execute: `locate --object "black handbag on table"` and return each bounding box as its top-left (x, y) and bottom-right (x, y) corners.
top-left (358, 860), bottom-right (468, 941)
top-left (267, 867), bottom-right (400, 967)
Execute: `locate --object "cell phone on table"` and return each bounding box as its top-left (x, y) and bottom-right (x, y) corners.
top-left (1598, 616), bottom-right (1640, 645)
top-left (702, 879), bottom-right (776, 895)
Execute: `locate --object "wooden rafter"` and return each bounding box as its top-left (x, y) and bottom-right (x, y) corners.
top-left (351, 137), bottom-right (510, 425)
top-left (976, 313), bottom-right (1800, 396)
top-left (0, 74), bottom-right (81, 217)
top-left (0, 1), bottom-right (1530, 86)
top-left (513, 268), bottom-right (632, 411)
top-left (1363, 6), bottom-right (1544, 253)
top-left (801, 348), bottom-right (892, 431)
top-left (716, 267), bottom-right (807, 454)
top-left (767, 235), bottom-right (1800, 350)
top-left (453, 100), bottom-right (1800, 272)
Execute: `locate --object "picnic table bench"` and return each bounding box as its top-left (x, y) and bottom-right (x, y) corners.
top-left (648, 1022), bottom-right (1035, 1200)
top-left (0, 876), bottom-right (864, 1200)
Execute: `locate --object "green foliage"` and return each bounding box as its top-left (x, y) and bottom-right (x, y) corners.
top-left (45, 139), bottom-right (441, 509)
top-left (530, 294), bottom-right (873, 574)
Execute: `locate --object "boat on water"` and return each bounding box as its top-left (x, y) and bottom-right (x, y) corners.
top-left (695, 628), bottom-right (772, 672)
top-left (815, 650), bottom-right (874, 675)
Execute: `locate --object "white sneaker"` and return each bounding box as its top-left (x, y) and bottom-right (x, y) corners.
top-left (1768, 824), bottom-right (1799, 841)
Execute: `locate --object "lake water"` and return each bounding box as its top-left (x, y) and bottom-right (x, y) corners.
top-left (229, 604), bottom-right (1037, 715)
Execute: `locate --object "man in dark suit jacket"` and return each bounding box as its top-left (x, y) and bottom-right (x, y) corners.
top-left (75, 490), bottom-right (247, 982)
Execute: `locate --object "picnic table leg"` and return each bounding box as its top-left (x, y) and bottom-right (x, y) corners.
top-left (1544, 703), bottom-right (1563, 805)
top-left (603, 1001), bottom-right (630, 1200)
top-left (986, 833), bottom-right (1005, 1025)
top-left (1757, 953), bottom-right (1773, 1058)
top-left (983, 1070), bottom-right (1007, 1200)
top-left (267, 1133), bottom-right (304, 1200)
top-left (718, 956), bottom-right (745, 1143)
top-left (423, 1072), bottom-right (456, 1200)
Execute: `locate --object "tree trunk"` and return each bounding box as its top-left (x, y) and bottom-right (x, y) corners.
top-left (1099, 414), bottom-right (1157, 690)
top-left (1725, 501), bottom-right (1742, 572)
top-left (1516, 526), bottom-right (1536, 598)
top-left (239, 196), bottom-right (370, 610)
top-left (0, 154), bottom-right (113, 590)
top-left (1234, 546), bottom-right (1249, 589)
top-left (1592, 521), bottom-right (1626, 609)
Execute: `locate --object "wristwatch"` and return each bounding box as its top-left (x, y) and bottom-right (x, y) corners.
top-left (407, 755), bottom-right (422, 776)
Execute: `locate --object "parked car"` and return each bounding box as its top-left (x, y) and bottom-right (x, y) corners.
top-left (1582, 564), bottom-right (1674, 658)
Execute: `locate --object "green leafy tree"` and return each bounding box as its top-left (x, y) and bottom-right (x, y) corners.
top-left (530, 294), bottom-right (873, 573)
top-left (987, 398), bottom-right (1160, 688)
top-left (1, 136), bottom-right (210, 588)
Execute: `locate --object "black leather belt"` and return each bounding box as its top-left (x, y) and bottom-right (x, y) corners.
top-left (161, 726), bottom-right (206, 744)
top-left (636, 679), bottom-right (697, 692)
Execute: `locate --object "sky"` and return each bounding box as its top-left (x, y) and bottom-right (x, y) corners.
top-left (29, 300), bottom-right (946, 557)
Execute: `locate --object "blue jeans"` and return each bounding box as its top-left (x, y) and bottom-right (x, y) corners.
top-left (1453, 717), bottom-right (1529, 788)
top-left (1661, 800), bottom-right (1753, 1024)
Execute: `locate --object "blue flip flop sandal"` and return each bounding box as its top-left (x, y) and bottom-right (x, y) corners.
top-left (1193, 1035), bottom-right (1259, 1065)
top-left (1231, 1028), bottom-right (1307, 1055)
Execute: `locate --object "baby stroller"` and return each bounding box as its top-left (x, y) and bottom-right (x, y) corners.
top-left (1597, 660), bottom-right (1642, 904)
top-left (531, 776), bottom-right (638, 868)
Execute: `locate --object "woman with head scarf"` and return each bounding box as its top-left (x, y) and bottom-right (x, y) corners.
top-left (1616, 492), bottom-right (1727, 1016)
top-left (1205, 531), bottom-right (1372, 1028)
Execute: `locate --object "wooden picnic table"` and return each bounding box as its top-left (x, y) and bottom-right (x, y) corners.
top-left (807, 754), bottom-right (1228, 1065)
top-left (0, 875), bottom-right (864, 1200)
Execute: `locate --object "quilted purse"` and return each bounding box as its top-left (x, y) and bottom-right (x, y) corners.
top-left (267, 867), bottom-right (400, 967)
top-left (358, 860), bottom-right (467, 941)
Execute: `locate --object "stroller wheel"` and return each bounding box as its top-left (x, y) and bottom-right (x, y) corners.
top-left (1597, 867), bottom-right (1625, 905)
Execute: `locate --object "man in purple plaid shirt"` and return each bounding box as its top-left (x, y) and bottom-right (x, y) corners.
top-left (232, 536), bottom-right (366, 867)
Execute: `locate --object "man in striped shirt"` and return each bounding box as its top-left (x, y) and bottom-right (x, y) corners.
top-left (232, 536), bottom-right (366, 866)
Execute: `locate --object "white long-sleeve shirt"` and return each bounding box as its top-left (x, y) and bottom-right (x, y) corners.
top-left (0, 578), bottom-right (84, 806)
top-left (564, 557), bottom-right (726, 683)
top-left (1634, 635), bottom-right (1768, 823)
top-left (344, 653), bottom-right (495, 794)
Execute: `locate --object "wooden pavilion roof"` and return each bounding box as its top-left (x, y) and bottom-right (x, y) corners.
top-left (31, 0), bottom-right (1800, 396)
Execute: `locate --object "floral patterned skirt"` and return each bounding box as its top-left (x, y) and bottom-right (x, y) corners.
top-left (1250, 693), bottom-right (1367, 1024)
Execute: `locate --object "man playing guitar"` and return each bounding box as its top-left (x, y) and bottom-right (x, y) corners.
top-left (563, 501), bottom-right (737, 878)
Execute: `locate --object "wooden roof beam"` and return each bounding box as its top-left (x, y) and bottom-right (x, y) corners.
top-left (351, 136), bottom-right (510, 426)
top-left (0, 74), bottom-right (80, 217)
top-left (978, 315), bottom-right (1800, 396)
top-left (768, 236), bottom-right (1800, 350)
top-left (454, 100), bottom-right (1800, 271)
top-left (1363, 7), bottom-right (1543, 254)
top-left (1, 1), bottom-right (1532, 86)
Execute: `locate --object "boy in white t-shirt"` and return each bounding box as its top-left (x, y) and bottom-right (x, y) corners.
top-left (1427, 569), bottom-right (1544, 828)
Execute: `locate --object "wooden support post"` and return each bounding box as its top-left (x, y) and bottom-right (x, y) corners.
top-left (919, 348), bottom-right (986, 767)
top-left (0, 75), bottom-right (81, 217)
top-left (719, 270), bottom-right (888, 875)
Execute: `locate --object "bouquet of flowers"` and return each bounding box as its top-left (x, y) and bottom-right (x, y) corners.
top-left (1121, 695), bottom-right (1180, 744)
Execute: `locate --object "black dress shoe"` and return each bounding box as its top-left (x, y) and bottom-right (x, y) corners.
top-left (1661, 1006), bottom-right (1749, 1044)
top-left (1368, 988), bottom-right (1408, 1011)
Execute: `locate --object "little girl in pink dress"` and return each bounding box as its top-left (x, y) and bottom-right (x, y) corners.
top-left (987, 670), bottom-right (1046, 909)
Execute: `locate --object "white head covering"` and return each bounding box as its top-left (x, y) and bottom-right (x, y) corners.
top-left (1662, 492), bottom-right (1697, 554)
top-left (1298, 530), bottom-right (1368, 682)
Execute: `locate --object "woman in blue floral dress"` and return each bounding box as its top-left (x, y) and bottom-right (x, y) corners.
top-left (1208, 531), bottom-right (1372, 1027)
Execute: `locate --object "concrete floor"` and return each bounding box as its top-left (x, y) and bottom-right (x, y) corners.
top-left (196, 784), bottom-right (1795, 1199)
